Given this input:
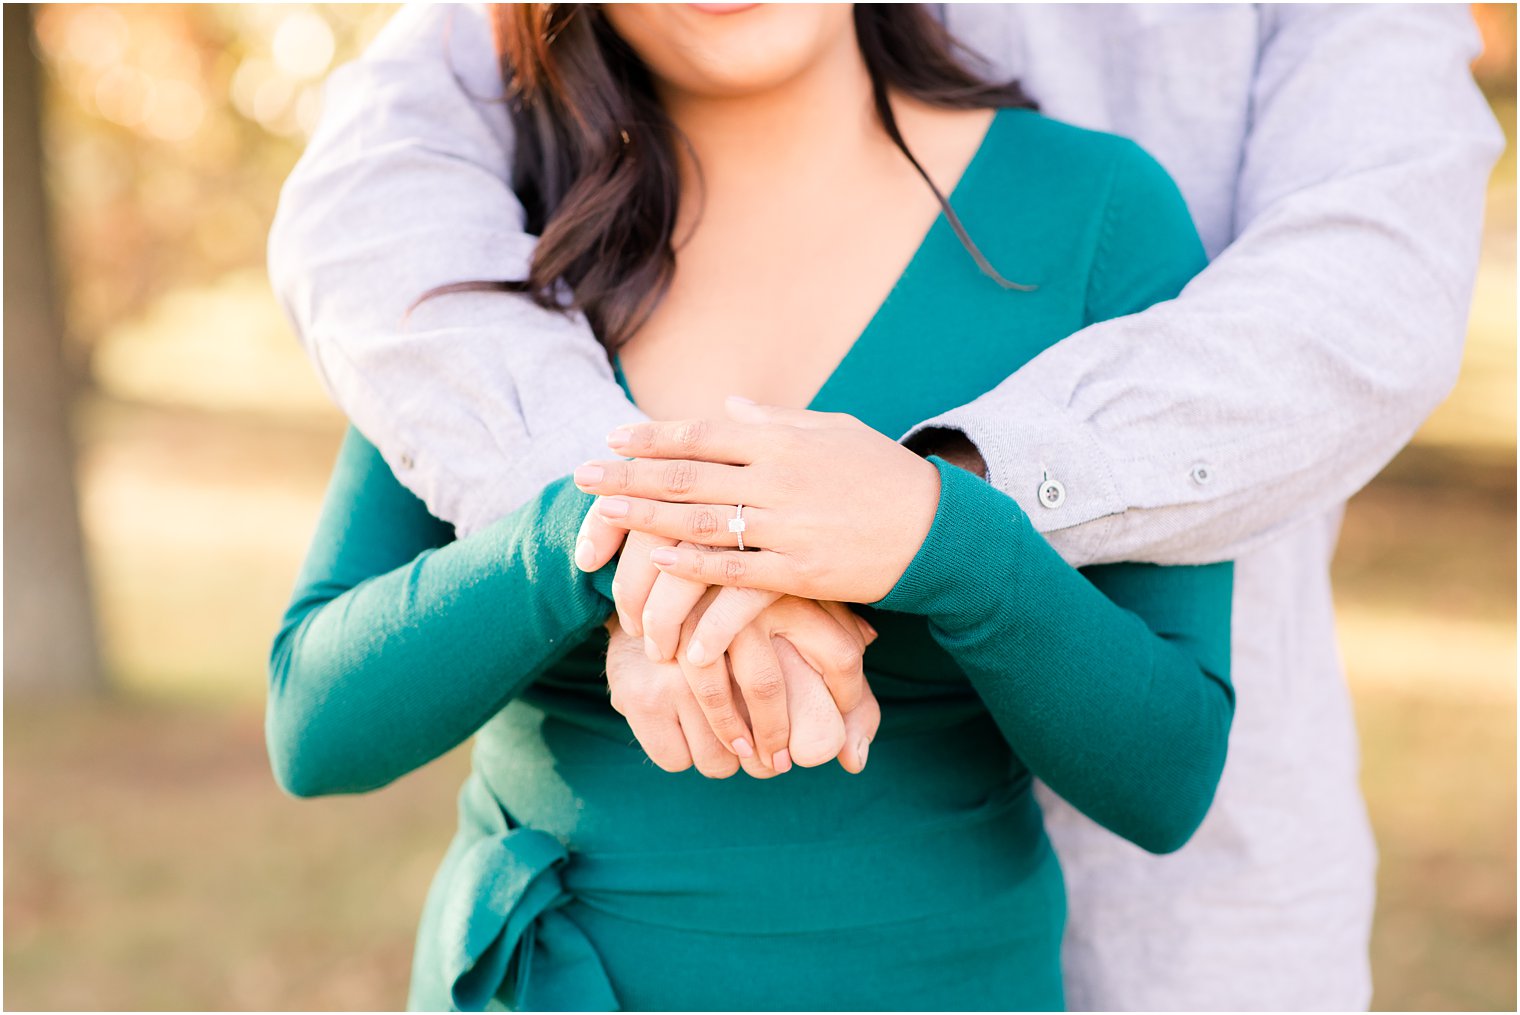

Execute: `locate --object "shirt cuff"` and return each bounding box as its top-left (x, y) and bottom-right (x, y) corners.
top-left (899, 390), bottom-right (1124, 568)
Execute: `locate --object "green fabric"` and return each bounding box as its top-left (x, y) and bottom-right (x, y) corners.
top-left (267, 108), bottom-right (1233, 1012)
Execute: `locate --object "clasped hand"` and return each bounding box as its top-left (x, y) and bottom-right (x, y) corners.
top-left (574, 397), bottom-right (943, 777)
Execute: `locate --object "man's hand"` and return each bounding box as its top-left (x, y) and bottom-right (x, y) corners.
top-left (604, 597), bottom-right (879, 778)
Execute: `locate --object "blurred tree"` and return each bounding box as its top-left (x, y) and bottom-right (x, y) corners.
top-left (5, 3), bottom-right (104, 696)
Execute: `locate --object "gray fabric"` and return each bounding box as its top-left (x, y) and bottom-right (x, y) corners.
top-left (267, 5), bottom-right (1503, 1009)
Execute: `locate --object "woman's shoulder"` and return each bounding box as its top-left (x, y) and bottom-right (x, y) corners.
top-left (957, 109), bottom-right (1203, 311)
top-left (984, 108), bottom-right (1185, 212)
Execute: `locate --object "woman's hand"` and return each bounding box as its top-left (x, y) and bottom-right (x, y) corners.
top-left (603, 595), bottom-right (879, 777)
top-left (577, 493), bottom-right (875, 724)
top-left (574, 397), bottom-right (943, 603)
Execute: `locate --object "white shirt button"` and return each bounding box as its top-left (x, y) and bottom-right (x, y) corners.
top-left (1190, 463), bottom-right (1212, 485)
top-left (399, 451), bottom-right (416, 471)
top-left (1038, 478), bottom-right (1066, 509)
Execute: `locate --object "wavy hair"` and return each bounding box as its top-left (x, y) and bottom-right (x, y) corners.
top-left (425, 4), bottom-right (1036, 351)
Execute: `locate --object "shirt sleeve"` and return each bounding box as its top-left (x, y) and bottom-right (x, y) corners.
top-left (265, 427), bottom-right (616, 798)
top-left (874, 458), bottom-right (1235, 855)
top-left (266, 3), bottom-right (644, 537)
top-left (903, 5), bottom-right (1503, 567)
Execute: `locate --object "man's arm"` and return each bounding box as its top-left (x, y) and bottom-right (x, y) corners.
top-left (268, 4), bottom-right (642, 536)
top-left (908, 5), bottom-right (1503, 566)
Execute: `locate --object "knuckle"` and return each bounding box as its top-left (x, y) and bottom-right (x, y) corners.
top-left (721, 556), bottom-right (747, 583)
top-left (628, 683), bottom-right (665, 715)
top-left (697, 755), bottom-right (740, 779)
top-left (830, 640), bottom-right (864, 674)
top-left (695, 683), bottom-right (732, 712)
top-left (744, 670), bottom-right (785, 704)
top-left (689, 508), bottom-right (720, 540)
top-left (606, 685), bottom-right (629, 715)
top-left (613, 460), bottom-right (637, 492)
top-left (651, 752), bottom-right (691, 774)
top-left (663, 460), bottom-right (698, 496)
top-left (675, 419), bottom-right (709, 455)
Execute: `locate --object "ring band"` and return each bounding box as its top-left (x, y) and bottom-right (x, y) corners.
top-left (728, 504), bottom-right (746, 551)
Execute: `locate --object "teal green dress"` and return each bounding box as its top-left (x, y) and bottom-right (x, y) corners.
top-left (267, 110), bottom-right (1234, 1012)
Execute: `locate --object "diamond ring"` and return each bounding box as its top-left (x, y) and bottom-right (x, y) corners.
top-left (728, 504), bottom-right (746, 551)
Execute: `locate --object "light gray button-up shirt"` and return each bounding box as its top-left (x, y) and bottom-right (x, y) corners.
top-left (268, 5), bottom-right (1502, 1009)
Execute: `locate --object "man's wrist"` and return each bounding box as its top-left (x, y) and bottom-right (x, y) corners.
top-left (904, 427), bottom-right (988, 480)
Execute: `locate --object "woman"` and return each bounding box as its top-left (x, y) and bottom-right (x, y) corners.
top-left (266, 4), bottom-right (1234, 1010)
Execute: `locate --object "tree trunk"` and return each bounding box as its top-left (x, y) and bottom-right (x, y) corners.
top-left (4, 4), bottom-right (105, 696)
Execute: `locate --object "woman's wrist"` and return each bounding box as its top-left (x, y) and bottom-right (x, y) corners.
top-left (871, 456), bottom-right (1028, 624)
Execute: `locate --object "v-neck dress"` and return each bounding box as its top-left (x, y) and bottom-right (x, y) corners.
top-left (267, 109), bottom-right (1234, 1012)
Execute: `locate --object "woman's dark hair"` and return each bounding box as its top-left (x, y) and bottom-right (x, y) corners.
top-left (426, 4), bottom-right (1036, 351)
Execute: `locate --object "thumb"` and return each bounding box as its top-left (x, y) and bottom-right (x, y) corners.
top-left (575, 500), bottom-right (629, 572)
top-left (724, 394), bottom-right (824, 429)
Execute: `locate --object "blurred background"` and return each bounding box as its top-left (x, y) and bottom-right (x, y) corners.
top-left (4, 3), bottom-right (1515, 1010)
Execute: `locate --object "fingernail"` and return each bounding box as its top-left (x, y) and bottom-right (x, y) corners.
top-left (598, 497), bottom-right (629, 519)
top-left (606, 429), bottom-right (631, 449)
top-left (574, 539), bottom-right (595, 571)
top-left (686, 638), bottom-right (706, 666)
top-left (727, 394), bottom-right (755, 405)
top-left (773, 748), bottom-right (792, 774)
top-left (649, 547), bottom-right (679, 566)
top-left (573, 464), bottom-right (605, 488)
top-left (644, 635), bottom-right (661, 661)
top-left (731, 737), bottom-right (753, 758)
top-left (857, 739), bottom-right (870, 768)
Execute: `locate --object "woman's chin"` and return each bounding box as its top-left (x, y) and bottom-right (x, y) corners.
top-left (604, 2), bottom-right (855, 102)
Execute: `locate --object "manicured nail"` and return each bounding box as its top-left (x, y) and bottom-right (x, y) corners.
top-left (606, 429), bottom-right (632, 449)
top-left (644, 635), bottom-right (661, 661)
top-left (649, 547), bottom-right (679, 566)
top-left (731, 737), bottom-right (754, 758)
top-left (857, 739), bottom-right (870, 768)
top-left (773, 748), bottom-right (792, 774)
top-left (686, 638), bottom-right (707, 666)
top-left (574, 539), bottom-right (595, 571)
top-left (573, 464), bottom-right (604, 488)
top-left (727, 394), bottom-right (755, 405)
top-left (597, 497), bottom-right (629, 519)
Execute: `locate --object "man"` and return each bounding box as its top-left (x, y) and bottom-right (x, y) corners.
top-left (268, 4), bottom-right (1501, 1009)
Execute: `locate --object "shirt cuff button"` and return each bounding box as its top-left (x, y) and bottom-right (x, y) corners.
top-left (1190, 464), bottom-right (1212, 485)
top-left (1038, 478), bottom-right (1066, 509)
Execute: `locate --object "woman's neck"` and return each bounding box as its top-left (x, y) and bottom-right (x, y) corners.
top-left (655, 29), bottom-right (886, 196)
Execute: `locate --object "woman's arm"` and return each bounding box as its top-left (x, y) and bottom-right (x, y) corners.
top-left (266, 428), bottom-right (614, 798)
top-left (874, 457), bottom-right (1234, 855)
top-left (268, 427), bottom-right (876, 794)
top-left (578, 423), bottom-right (1234, 853)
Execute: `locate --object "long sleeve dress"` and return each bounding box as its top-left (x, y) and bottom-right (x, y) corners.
top-left (267, 109), bottom-right (1235, 1012)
